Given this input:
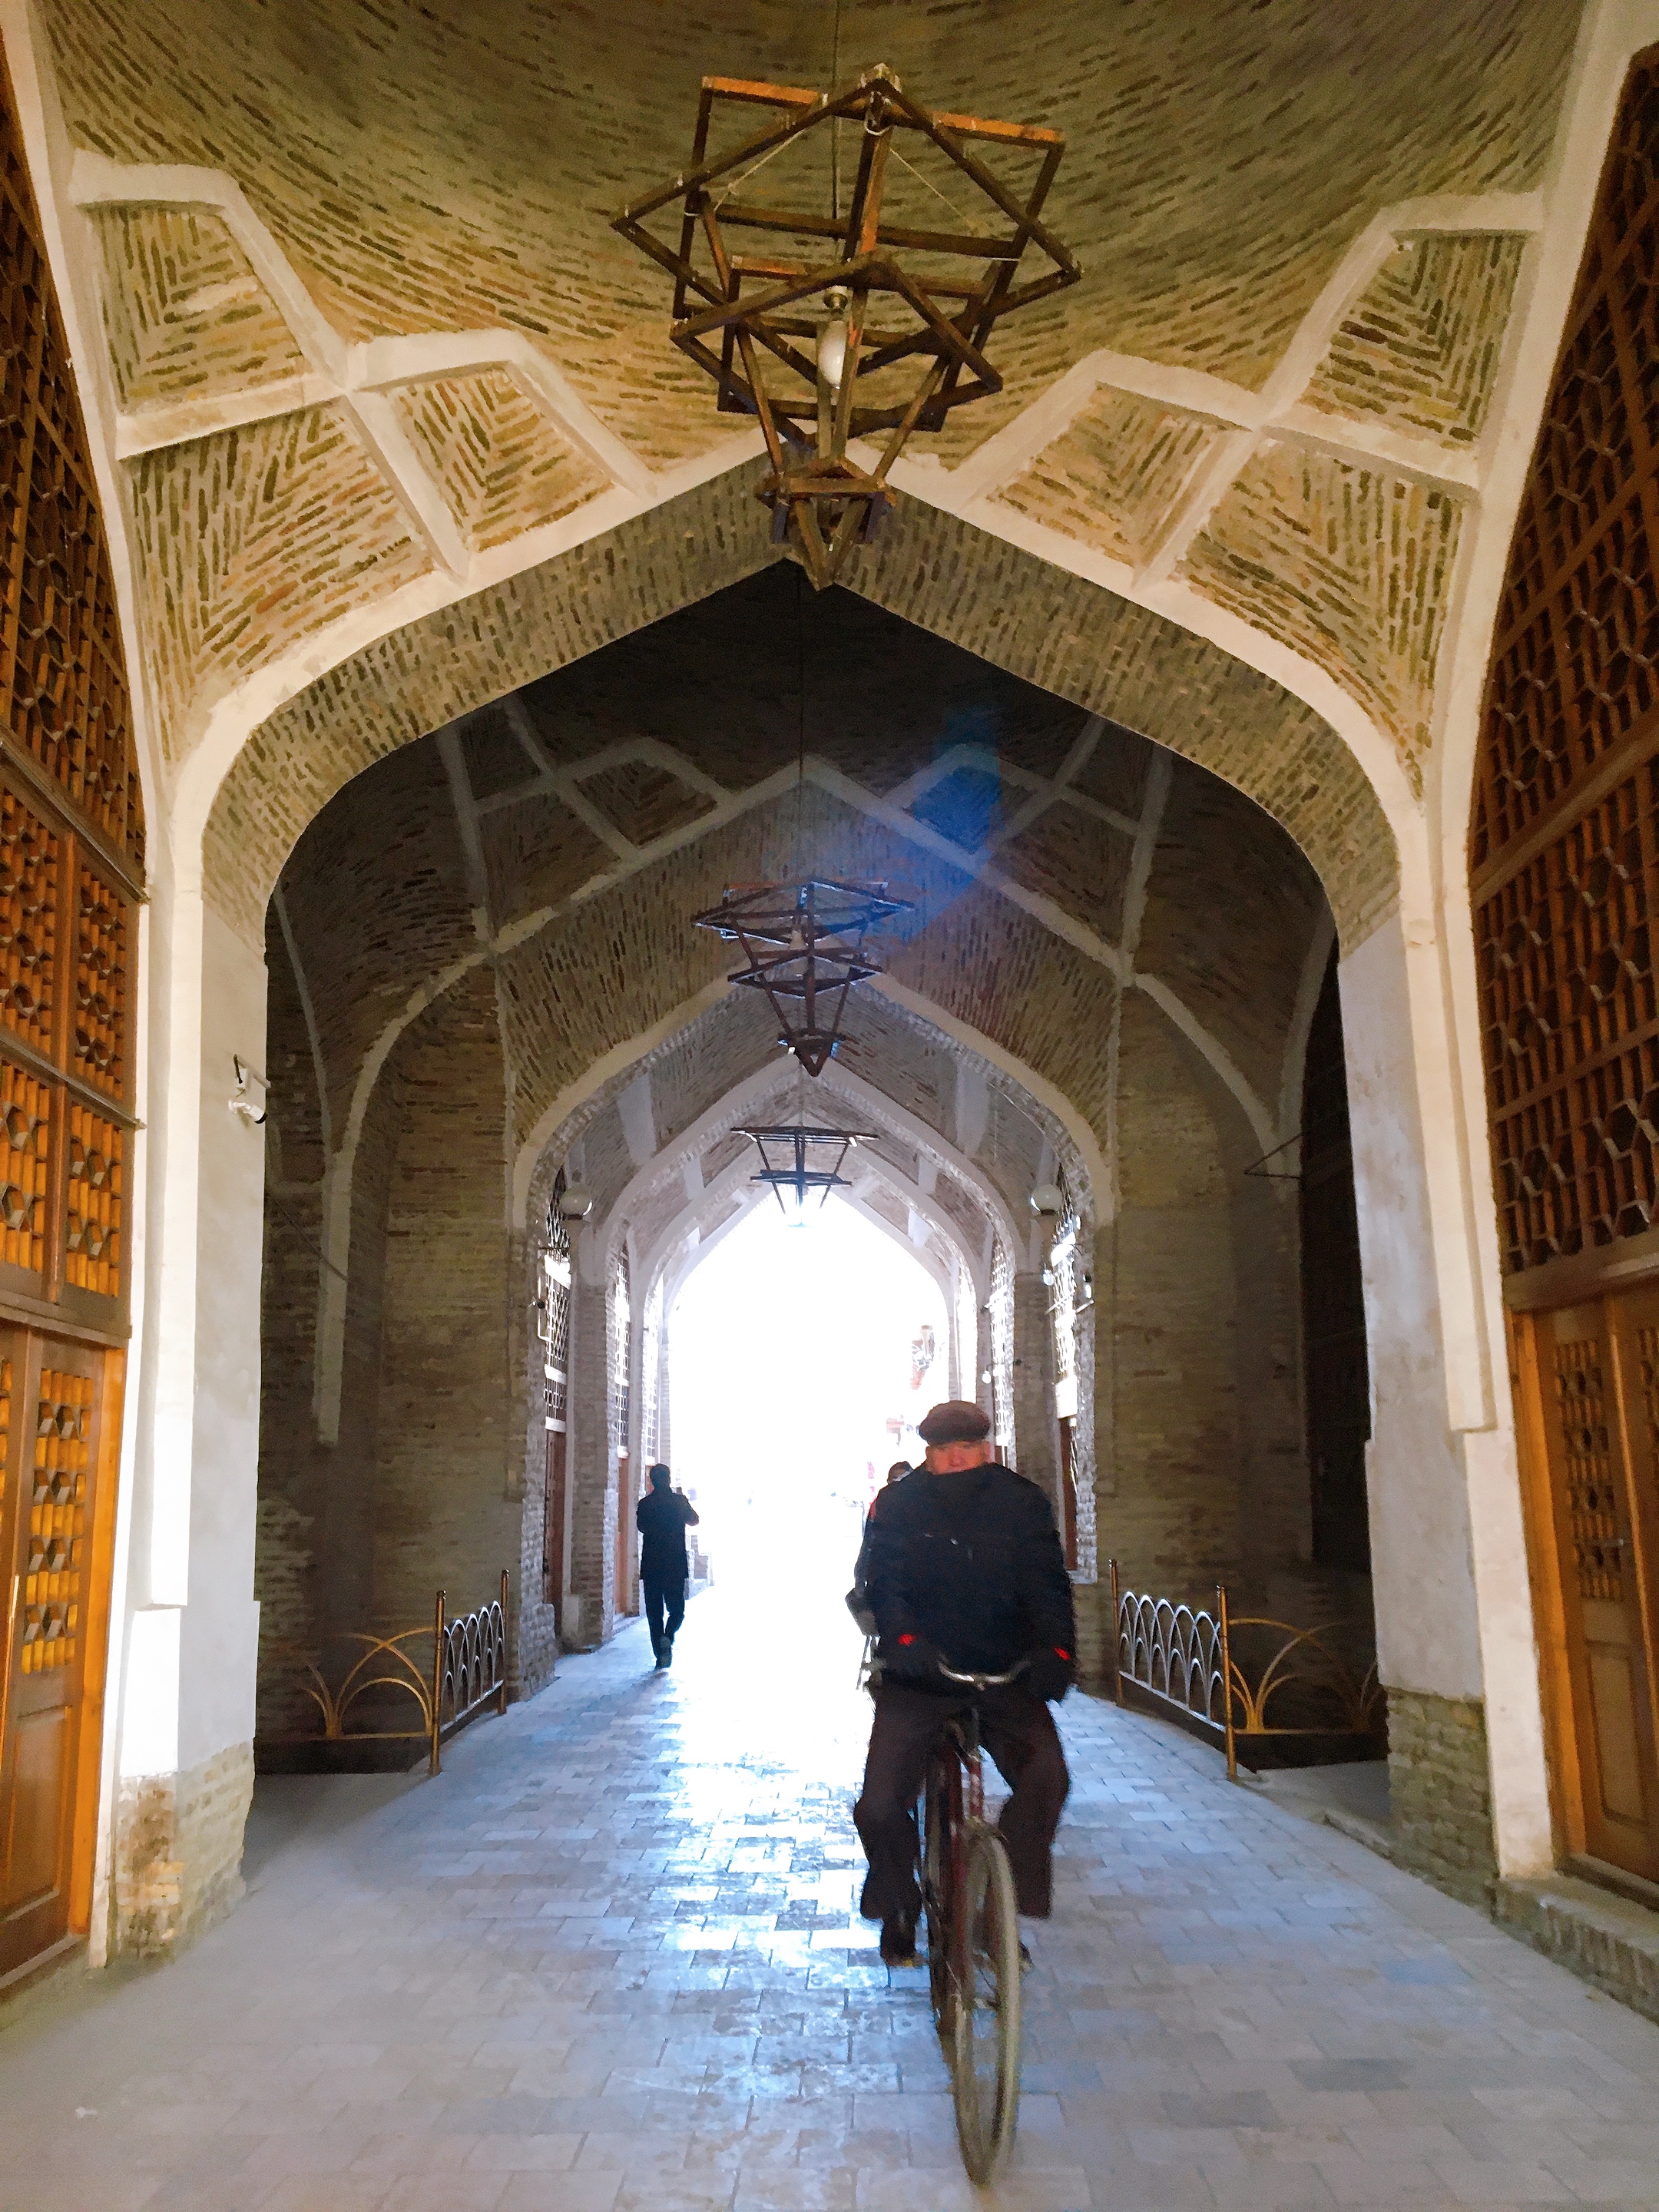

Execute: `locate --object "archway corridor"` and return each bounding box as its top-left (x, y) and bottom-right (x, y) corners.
top-left (5, 1609), bottom-right (1659, 2210)
top-left (13, 5), bottom-right (1659, 2178)
top-left (245, 565), bottom-right (1382, 1787)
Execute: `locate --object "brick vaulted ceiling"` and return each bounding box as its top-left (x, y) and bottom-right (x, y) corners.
top-left (30, 0), bottom-right (1584, 819)
top-left (48, 0), bottom-right (1572, 444)
top-left (269, 571), bottom-right (1329, 1245)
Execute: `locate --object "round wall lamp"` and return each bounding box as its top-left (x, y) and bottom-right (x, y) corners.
top-left (557, 1183), bottom-right (594, 1221)
top-left (1029, 1182), bottom-right (1064, 1217)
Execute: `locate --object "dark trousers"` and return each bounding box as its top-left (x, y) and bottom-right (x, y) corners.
top-left (642, 1571), bottom-right (686, 1657)
top-left (854, 1681), bottom-right (1070, 1921)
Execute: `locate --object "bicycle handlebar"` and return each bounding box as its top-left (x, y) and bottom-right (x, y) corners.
top-left (936, 1657), bottom-right (1030, 1690)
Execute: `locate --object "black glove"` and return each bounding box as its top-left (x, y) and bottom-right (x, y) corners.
top-left (879, 1629), bottom-right (944, 1684)
top-left (1025, 1644), bottom-right (1076, 1702)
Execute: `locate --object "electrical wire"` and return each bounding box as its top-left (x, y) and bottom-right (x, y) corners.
top-left (794, 560), bottom-right (806, 879)
top-left (831, 0), bottom-right (843, 224)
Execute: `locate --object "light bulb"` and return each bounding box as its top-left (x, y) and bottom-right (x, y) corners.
top-left (818, 286), bottom-right (851, 396)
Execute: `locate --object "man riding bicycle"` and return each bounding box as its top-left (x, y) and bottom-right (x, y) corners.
top-left (854, 1397), bottom-right (1076, 1967)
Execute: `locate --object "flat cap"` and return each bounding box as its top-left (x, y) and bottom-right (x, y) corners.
top-left (917, 1399), bottom-right (992, 1445)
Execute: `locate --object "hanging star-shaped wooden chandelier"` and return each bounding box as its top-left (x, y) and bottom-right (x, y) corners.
top-left (694, 877), bottom-right (913, 1075)
top-left (613, 65), bottom-right (1080, 587)
top-left (738, 1123), bottom-right (880, 1218)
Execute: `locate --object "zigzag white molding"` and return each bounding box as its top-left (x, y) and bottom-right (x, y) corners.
top-left (942, 190), bottom-right (1543, 512)
top-left (609, 1057), bottom-right (1022, 1293)
top-left (65, 148), bottom-right (761, 579)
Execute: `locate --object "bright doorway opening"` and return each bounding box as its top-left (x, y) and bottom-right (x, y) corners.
top-left (667, 1200), bottom-right (951, 1621)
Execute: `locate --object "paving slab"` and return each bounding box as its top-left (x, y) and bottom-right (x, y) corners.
top-left (2, 1566), bottom-right (1657, 2211)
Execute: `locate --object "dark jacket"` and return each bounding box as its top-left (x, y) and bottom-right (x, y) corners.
top-left (636, 1486), bottom-right (698, 1581)
top-left (860, 1462), bottom-right (1075, 1687)
top-left (849, 1472), bottom-right (909, 1623)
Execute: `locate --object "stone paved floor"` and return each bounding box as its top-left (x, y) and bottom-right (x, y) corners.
top-left (4, 1567), bottom-right (1659, 2212)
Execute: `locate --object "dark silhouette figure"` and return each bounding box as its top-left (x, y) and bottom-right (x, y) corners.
top-left (636, 1463), bottom-right (700, 1670)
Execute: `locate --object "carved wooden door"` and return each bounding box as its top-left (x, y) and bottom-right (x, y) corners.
top-left (1519, 1301), bottom-right (1659, 1877)
top-left (1473, 50), bottom-right (1659, 1883)
top-left (0, 56), bottom-right (142, 1980)
top-left (0, 1334), bottom-right (111, 1975)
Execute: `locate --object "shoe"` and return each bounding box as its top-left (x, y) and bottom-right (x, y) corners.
top-left (879, 1914), bottom-right (919, 1968)
top-left (657, 1645), bottom-right (672, 1669)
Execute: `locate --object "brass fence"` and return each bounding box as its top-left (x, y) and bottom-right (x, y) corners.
top-left (1108, 1561), bottom-right (1384, 1779)
top-left (265, 1571), bottom-right (509, 1775)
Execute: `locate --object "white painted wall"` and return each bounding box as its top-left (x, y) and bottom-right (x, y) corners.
top-left (1341, 916), bottom-right (1483, 1702)
top-left (177, 908), bottom-right (267, 1772)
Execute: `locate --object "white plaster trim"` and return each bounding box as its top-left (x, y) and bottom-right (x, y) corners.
top-left (660, 1172), bottom-right (955, 1326)
top-left (824, 1062), bottom-right (1026, 1260)
top-left (114, 371), bottom-right (339, 457)
top-left (1134, 978), bottom-right (1277, 1161)
top-left (512, 979), bottom-right (733, 1223)
top-left (869, 973), bottom-right (1111, 1226)
top-left (1119, 747), bottom-right (1171, 968)
top-left (1277, 907), bottom-right (1339, 1152)
top-left (886, 472), bottom-right (1423, 856)
top-left (945, 192), bottom-right (1542, 512)
top-left (618, 1072), bottom-right (657, 1170)
top-left (65, 150), bottom-right (674, 501)
top-left (500, 696), bottom-right (639, 860)
top-left (301, 735), bottom-right (1261, 1428)
top-left (345, 388), bottom-right (471, 577)
top-left (606, 1058), bottom-right (1013, 1302)
top-left (271, 886), bottom-right (333, 1155)
top-left (435, 723), bottom-right (493, 939)
top-left (654, 1131), bottom-right (971, 1307)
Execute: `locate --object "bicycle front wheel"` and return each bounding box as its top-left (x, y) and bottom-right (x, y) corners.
top-left (949, 1821), bottom-right (1022, 2184)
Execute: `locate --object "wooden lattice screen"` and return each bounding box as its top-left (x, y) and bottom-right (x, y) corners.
top-left (1472, 51), bottom-right (1659, 1274)
top-left (0, 56), bottom-right (139, 1980)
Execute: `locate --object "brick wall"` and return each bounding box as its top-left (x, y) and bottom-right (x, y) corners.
top-left (370, 972), bottom-right (518, 1636)
top-left (1101, 992), bottom-right (1248, 1594)
top-left (1387, 1688), bottom-right (1497, 1903)
top-left (113, 1743), bottom-right (253, 1958)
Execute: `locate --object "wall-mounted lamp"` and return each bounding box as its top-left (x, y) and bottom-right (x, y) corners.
top-left (1029, 1181), bottom-right (1064, 1217)
top-left (557, 1182), bottom-right (594, 1221)
top-left (229, 1055), bottom-right (267, 1125)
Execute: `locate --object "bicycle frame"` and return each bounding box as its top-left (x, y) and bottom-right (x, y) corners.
top-left (919, 1662), bottom-right (1025, 2183)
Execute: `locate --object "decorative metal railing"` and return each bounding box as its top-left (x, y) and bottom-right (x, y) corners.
top-left (1108, 1561), bottom-right (1384, 1779)
top-left (269, 1571), bottom-right (509, 1775)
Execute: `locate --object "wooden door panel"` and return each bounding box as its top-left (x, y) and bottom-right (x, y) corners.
top-left (3, 1704), bottom-right (67, 1902)
top-left (0, 61), bottom-right (141, 1982)
top-left (1587, 1639), bottom-right (1646, 1823)
top-left (1535, 1305), bottom-right (1659, 1876)
top-left (0, 1332), bottom-right (103, 1973)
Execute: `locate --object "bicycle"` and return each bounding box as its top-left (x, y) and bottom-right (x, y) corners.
top-left (919, 1660), bottom-right (1025, 2184)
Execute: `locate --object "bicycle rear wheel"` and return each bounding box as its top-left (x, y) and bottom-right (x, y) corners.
top-left (922, 1745), bottom-right (959, 2041)
top-left (949, 1822), bottom-right (1022, 2184)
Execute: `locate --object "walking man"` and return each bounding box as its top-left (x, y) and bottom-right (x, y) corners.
top-left (637, 1462), bottom-right (700, 1670)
